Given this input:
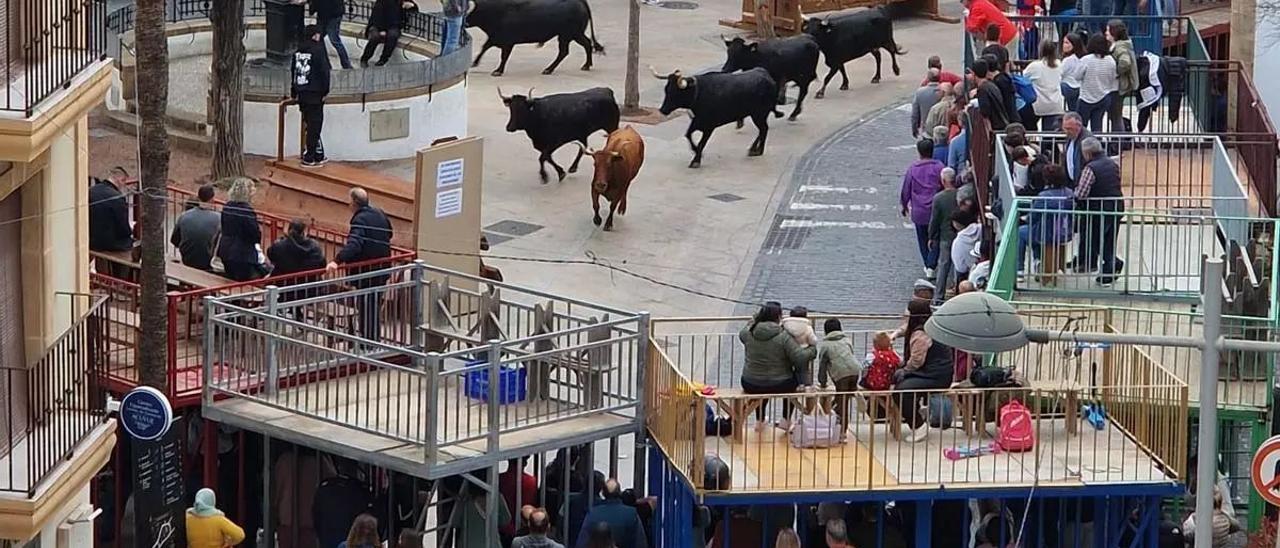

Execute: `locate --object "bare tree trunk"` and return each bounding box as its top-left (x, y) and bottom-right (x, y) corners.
top-left (211, 0), bottom-right (246, 179)
top-left (755, 0), bottom-right (776, 39)
top-left (135, 0), bottom-right (171, 392)
top-left (623, 0), bottom-right (641, 111)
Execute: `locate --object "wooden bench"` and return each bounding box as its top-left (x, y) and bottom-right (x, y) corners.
top-left (706, 388), bottom-right (905, 443)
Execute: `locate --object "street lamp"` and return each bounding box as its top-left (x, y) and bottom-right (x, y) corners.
top-left (925, 258), bottom-right (1277, 548)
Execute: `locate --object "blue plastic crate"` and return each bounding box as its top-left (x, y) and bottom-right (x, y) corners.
top-left (464, 360), bottom-right (528, 404)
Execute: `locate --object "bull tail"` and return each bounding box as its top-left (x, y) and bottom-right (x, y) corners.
top-left (584, 0), bottom-right (605, 53)
top-left (772, 108), bottom-right (784, 118)
top-left (891, 41), bottom-right (908, 55)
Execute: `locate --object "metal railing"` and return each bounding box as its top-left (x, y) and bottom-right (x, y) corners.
top-left (1, 0), bottom-right (110, 115)
top-left (647, 317), bottom-right (1188, 494)
top-left (89, 182), bottom-right (416, 407)
top-left (107, 0), bottom-right (472, 98)
top-left (203, 263), bottom-right (646, 467)
top-left (1000, 15), bottom-right (1191, 60)
top-left (1, 294), bottom-right (111, 496)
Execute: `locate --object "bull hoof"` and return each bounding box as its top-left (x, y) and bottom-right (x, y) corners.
top-left (776, 97), bottom-right (786, 105)
top-left (735, 121), bottom-right (745, 130)
top-left (593, 215), bottom-right (602, 226)
top-left (788, 114), bottom-right (799, 122)
top-left (580, 64), bottom-right (592, 71)
top-left (893, 67), bottom-right (901, 76)
top-left (603, 223), bottom-right (613, 231)
top-left (840, 84), bottom-right (850, 90)
top-left (557, 172), bottom-right (567, 182)
top-left (815, 90), bottom-right (825, 99)
top-left (491, 69), bottom-right (504, 77)
top-left (748, 148), bottom-right (764, 157)
top-left (568, 166), bottom-right (578, 174)
top-left (688, 160), bottom-right (701, 169)
top-left (541, 68), bottom-right (555, 75)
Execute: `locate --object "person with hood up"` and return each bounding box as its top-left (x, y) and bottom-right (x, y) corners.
top-left (1106, 20), bottom-right (1139, 132)
top-left (740, 302), bottom-right (816, 433)
top-left (900, 138), bottom-right (945, 278)
top-left (267, 218), bottom-right (329, 301)
top-left (292, 24), bottom-right (333, 167)
top-left (185, 488), bottom-right (246, 548)
top-left (815, 318), bottom-right (861, 441)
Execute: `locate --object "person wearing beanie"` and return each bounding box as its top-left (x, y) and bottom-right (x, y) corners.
top-left (186, 488), bottom-right (246, 548)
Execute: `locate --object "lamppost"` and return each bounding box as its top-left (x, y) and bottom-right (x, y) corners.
top-left (926, 258), bottom-right (1275, 548)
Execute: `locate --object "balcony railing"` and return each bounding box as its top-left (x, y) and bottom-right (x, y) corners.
top-left (1, 0), bottom-right (110, 116)
top-left (647, 317), bottom-right (1188, 494)
top-left (1, 294), bottom-right (111, 496)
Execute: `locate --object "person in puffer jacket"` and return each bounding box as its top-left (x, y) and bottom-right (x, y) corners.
top-left (781, 305), bottom-right (819, 347)
top-left (740, 302), bottom-right (816, 433)
top-left (815, 318), bottom-right (862, 441)
top-left (267, 219), bottom-right (329, 301)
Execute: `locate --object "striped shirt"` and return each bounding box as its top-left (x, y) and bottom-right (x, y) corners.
top-left (1078, 54), bottom-right (1118, 104)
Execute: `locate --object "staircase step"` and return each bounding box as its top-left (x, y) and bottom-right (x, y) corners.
top-left (103, 109), bottom-right (212, 155)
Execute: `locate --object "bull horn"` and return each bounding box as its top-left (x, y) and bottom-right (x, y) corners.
top-left (526, 87), bottom-right (535, 99)
top-left (574, 142), bottom-right (598, 155)
top-left (648, 65), bottom-right (666, 80)
top-left (721, 33), bottom-right (729, 44)
top-left (497, 86), bottom-right (510, 101)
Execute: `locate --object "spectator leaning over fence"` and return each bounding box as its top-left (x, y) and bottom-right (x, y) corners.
top-left (361, 0), bottom-right (419, 67)
top-left (293, 24), bottom-right (333, 167)
top-left (1023, 39), bottom-right (1066, 130)
top-left (740, 302), bottom-right (816, 433)
top-left (1072, 136), bottom-right (1126, 285)
top-left (1059, 32), bottom-right (1087, 113)
top-left (928, 167), bottom-right (961, 303)
top-left (310, 0), bottom-right (353, 69)
top-left (170, 183), bottom-right (222, 272)
top-left (1106, 20), bottom-right (1139, 132)
top-left (901, 139), bottom-right (945, 278)
top-left (815, 318), bottom-right (861, 441)
top-left (1076, 33), bottom-right (1118, 133)
top-left (912, 69), bottom-right (943, 138)
top-left (963, 0), bottom-right (1016, 51)
top-left (923, 56), bottom-right (963, 86)
top-left (327, 187), bottom-right (394, 342)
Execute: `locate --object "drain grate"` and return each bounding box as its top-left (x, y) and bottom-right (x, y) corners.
top-left (762, 215), bottom-right (811, 251)
top-left (655, 0), bottom-right (698, 9)
top-left (481, 231), bottom-right (512, 247)
top-left (484, 220), bottom-right (544, 237)
top-left (708, 193), bottom-right (745, 203)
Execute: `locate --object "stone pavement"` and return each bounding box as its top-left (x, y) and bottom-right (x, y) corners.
top-left (737, 103), bottom-right (925, 318)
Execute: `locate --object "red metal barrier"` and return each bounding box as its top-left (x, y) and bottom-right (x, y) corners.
top-left (95, 182), bottom-right (416, 408)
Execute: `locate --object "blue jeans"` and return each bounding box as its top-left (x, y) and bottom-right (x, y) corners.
top-left (1062, 84), bottom-right (1080, 114)
top-left (914, 224), bottom-right (938, 270)
top-left (322, 16), bottom-right (352, 69)
top-left (442, 15), bottom-right (464, 55)
top-left (1077, 92), bottom-right (1113, 133)
top-left (1016, 225), bottom-right (1044, 272)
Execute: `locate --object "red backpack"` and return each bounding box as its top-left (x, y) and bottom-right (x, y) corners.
top-left (861, 349), bottom-right (901, 391)
top-left (997, 399), bottom-right (1035, 452)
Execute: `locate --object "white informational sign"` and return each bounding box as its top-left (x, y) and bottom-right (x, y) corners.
top-left (435, 188), bottom-right (463, 219)
top-left (437, 158), bottom-right (464, 189)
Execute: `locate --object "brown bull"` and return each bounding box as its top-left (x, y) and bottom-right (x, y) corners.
top-left (580, 126), bottom-right (644, 231)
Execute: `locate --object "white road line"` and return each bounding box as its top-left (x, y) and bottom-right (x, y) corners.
top-left (788, 203), bottom-right (876, 211)
top-left (781, 219), bottom-right (914, 230)
top-left (797, 185), bottom-right (879, 194)
top-left (894, 103), bottom-right (912, 112)
top-left (886, 144), bottom-right (917, 151)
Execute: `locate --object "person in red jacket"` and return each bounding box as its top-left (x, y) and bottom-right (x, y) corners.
top-left (963, 0), bottom-right (1017, 51)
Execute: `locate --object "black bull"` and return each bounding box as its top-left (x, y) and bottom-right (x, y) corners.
top-left (802, 7), bottom-right (907, 97)
top-left (501, 86), bottom-right (620, 183)
top-left (467, 0), bottom-right (604, 76)
top-left (654, 67), bottom-right (783, 169)
top-left (721, 35), bottom-right (820, 121)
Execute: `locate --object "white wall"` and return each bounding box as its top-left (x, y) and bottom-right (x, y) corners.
top-left (34, 484), bottom-right (93, 548)
top-left (1256, 14), bottom-right (1280, 131)
top-left (244, 80), bottom-right (469, 161)
top-left (43, 125), bottom-right (79, 335)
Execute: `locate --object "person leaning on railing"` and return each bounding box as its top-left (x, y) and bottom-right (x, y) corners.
top-left (1069, 136), bottom-right (1126, 285)
top-left (740, 302), bottom-right (816, 433)
top-left (326, 187), bottom-right (393, 342)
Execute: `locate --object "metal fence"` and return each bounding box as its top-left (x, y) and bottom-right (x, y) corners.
top-left (646, 317), bottom-right (1188, 494)
top-left (107, 0), bottom-right (472, 98)
top-left (1, 295), bottom-right (111, 496)
top-left (1, 0), bottom-right (110, 115)
top-left (203, 263), bottom-right (646, 468)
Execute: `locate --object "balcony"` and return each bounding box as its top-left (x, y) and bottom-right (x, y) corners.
top-left (0, 294), bottom-right (117, 539)
top-left (0, 0), bottom-right (110, 117)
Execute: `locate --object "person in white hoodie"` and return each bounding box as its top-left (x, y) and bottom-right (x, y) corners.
top-left (951, 208), bottom-right (982, 281)
top-left (781, 306), bottom-right (819, 348)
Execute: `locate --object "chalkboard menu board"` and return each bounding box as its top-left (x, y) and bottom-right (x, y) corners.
top-left (133, 417), bottom-right (186, 548)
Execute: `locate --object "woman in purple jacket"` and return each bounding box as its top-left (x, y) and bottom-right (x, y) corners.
top-left (900, 138), bottom-right (946, 278)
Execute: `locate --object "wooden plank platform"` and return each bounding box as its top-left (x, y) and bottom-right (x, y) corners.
top-left (703, 416), bottom-right (1169, 494)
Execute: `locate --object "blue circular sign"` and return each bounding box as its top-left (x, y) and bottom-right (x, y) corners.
top-left (119, 386), bottom-right (174, 441)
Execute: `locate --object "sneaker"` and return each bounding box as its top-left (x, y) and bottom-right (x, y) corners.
top-left (314, 155), bottom-right (329, 166)
top-left (300, 158), bottom-right (321, 168)
top-left (924, 267), bottom-right (935, 279)
top-left (1095, 275), bottom-right (1115, 286)
top-left (776, 419), bottom-right (792, 432)
top-left (905, 425), bottom-right (929, 443)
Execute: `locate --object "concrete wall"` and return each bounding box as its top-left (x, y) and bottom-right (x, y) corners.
top-left (244, 79), bottom-right (470, 161)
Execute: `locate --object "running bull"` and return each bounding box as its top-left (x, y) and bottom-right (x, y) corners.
top-left (467, 0), bottom-right (604, 76)
top-left (500, 86), bottom-right (620, 183)
top-left (653, 66), bottom-right (782, 169)
top-left (721, 34), bottom-right (820, 121)
top-left (802, 7), bottom-right (906, 97)
top-left (578, 126), bottom-right (644, 231)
